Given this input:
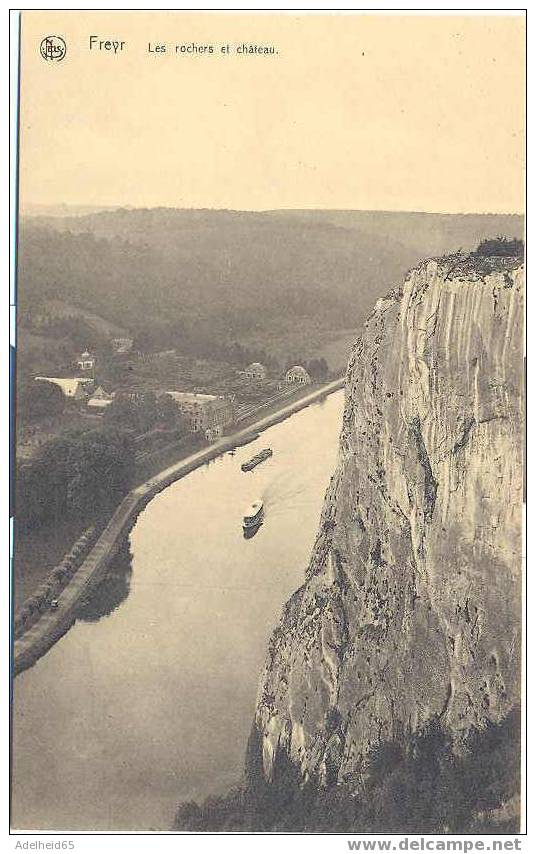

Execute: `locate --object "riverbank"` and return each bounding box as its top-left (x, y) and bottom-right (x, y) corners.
top-left (13, 377), bottom-right (344, 677)
top-left (131, 380), bottom-right (327, 486)
top-left (13, 381), bottom-right (334, 611)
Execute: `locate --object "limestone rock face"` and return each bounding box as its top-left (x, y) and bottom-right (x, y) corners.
top-left (254, 257), bottom-right (524, 787)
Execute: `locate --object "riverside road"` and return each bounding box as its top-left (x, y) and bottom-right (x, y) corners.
top-left (13, 377), bottom-right (344, 677)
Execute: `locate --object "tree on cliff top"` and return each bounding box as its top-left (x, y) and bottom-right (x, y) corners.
top-left (475, 237), bottom-right (524, 258)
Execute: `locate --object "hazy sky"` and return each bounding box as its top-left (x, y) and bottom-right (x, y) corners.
top-left (19, 11), bottom-right (525, 214)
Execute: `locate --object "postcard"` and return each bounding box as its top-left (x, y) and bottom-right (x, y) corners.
top-left (10, 9), bottom-right (526, 839)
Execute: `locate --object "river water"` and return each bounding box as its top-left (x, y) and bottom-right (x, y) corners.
top-left (12, 390), bottom-right (344, 831)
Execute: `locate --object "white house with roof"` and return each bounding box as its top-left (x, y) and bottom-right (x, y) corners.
top-left (76, 351), bottom-right (96, 372)
top-left (285, 365), bottom-right (311, 386)
top-left (35, 376), bottom-right (94, 400)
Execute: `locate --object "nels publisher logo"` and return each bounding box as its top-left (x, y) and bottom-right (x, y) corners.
top-left (39, 35), bottom-right (67, 62)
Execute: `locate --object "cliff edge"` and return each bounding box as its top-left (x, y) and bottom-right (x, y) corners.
top-left (254, 254), bottom-right (524, 797)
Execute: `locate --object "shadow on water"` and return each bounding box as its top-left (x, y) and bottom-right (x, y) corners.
top-left (76, 539), bottom-right (133, 623)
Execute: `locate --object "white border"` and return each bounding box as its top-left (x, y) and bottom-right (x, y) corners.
top-left (4, 6), bottom-right (529, 854)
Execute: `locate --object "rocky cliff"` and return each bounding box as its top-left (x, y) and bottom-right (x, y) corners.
top-left (254, 254), bottom-right (524, 795)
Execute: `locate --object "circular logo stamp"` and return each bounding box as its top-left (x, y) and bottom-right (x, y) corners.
top-left (40, 36), bottom-right (67, 62)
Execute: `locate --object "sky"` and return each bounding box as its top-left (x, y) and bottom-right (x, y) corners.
top-left (19, 11), bottom-right (525, 214)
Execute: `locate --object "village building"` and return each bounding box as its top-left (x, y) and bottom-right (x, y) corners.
top-left (117, 389), bottom-right (143, 403)
top-left (141, 349), bottom-right (177, 363)
top-left (165, 391), bottom-right (234, 440)
top-left (111, 337), bottom-right (134, 355)
top-left (87, 386), bottom-right (114, 411)
top-left (35, 376), bottom-right (94, 400)
top-left (285, 365), bottom-right (312, 386)
top-left (244, 362), bottom-right (268, 381)
top-left (76, 351), bottom-right (96, 372)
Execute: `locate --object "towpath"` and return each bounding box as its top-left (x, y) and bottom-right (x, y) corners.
top-left (13, 377), bottom-right (344, 676)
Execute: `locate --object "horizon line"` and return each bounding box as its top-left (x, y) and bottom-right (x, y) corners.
top-left (20, 204), bottom-right (525, 218)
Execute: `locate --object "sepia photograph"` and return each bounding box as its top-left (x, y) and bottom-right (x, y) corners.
top-left (9, 8), bottom-right (526, 839)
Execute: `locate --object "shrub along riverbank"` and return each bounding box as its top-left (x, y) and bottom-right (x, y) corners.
top-left (14, 380), bottom-right (341, 609)
top-left (13, 425), bottom-right (136, 611)
top-left (13, 378), bottom-right (345, 675)
top-left (15, 426), bottom-right (135, 533)
top-left (13, 525), bottom-right (98, 639)
top-left (13, 423), bottom-right (202, 610)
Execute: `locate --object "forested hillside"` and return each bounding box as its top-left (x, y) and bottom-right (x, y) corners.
top-left (18, 208), bottom-right (523, 360)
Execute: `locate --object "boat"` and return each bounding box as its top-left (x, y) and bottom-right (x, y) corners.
top-left (241, 448), bottom-right (273, 472)
top-left (243, 500), bottom-right (264, 531)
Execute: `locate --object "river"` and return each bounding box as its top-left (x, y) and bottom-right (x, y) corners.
top-left (11, 389), bottom-right (345, 831)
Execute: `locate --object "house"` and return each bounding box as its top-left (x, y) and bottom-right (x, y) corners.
top-left (285, 365), bottom-right (311, 386)
top-left (117, 389), bottom-right (143, 403)
top-left (111, 337), bottom-right (134, 355)
top-left (76, 351), bottom-right (96, 372)
top-left (166, 391), bottom-right (234, 439)
top-left (141, 349), bottom-right (176, 363)
top-left (87, 386), bottom-right (114, 411)
top-left (245, 362), bottom-right (267, 381)
top-left (35, 376), bottom-right (94, 400)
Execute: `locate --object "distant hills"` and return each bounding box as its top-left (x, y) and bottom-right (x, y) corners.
top-left (21, 204), bottom-right (130, 218)
top-left (18, 208), bottom-right (524, 363)
top-left (266, 210), bottom-right (524, 258)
